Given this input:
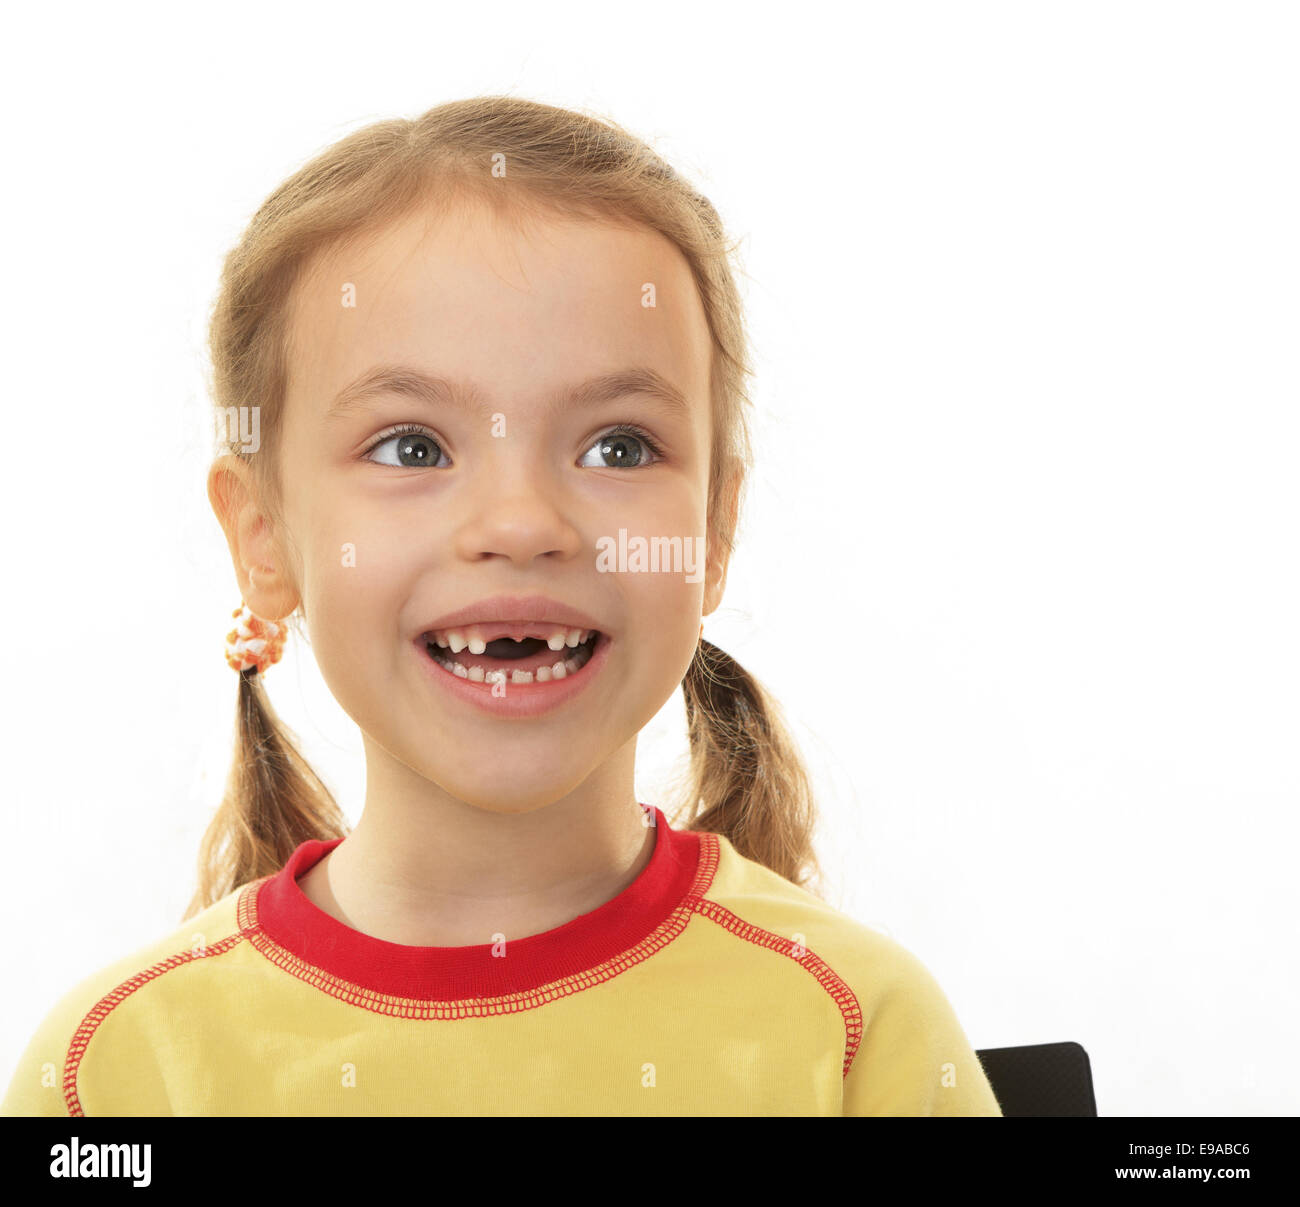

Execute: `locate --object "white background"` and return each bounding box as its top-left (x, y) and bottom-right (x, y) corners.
top-left (1, 0), bottom-right (1296, 1117)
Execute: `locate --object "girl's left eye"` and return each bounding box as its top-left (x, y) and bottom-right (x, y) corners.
top-left (579, 425), bottom-right (664, 469)
top-left (364, 426), bottom-right (451, 468)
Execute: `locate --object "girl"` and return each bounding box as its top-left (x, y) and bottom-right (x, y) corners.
top-left (3, 96), bottom-right (1000, 1117)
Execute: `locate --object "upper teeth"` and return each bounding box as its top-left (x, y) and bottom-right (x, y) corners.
top-left (430, 627), bottom-right (593, 653)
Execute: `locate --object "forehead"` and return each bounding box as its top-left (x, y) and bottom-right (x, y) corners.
top-left (284, 199), bottom-right (712, 422)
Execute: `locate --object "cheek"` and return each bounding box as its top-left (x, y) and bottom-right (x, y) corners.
top-left (614, 502), bottom-right (710, 646)
top-left (297, 507), bottom-right (411, 651)
top-left (627, 565), bottom-right (706, 681)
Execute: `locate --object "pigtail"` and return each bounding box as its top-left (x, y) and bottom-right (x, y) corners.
top-left (181, 665), bottom-right (349, 920)
top-left (679, 638), bottom-right (823, 895)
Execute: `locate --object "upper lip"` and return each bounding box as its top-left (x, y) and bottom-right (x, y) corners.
top-left (418, 594), bottom-right (606, 637)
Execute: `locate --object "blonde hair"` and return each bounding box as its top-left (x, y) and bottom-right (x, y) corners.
top-left (185, 96), bottom-right (821, 921)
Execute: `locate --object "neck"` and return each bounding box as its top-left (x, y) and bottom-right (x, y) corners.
top-left (297, 739), bottom-right (655, 948)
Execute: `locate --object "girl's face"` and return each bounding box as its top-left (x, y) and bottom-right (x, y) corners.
top-left (261, 200), bottom-right (727, 813)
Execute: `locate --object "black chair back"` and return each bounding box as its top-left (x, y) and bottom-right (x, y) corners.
top-left (975, 1041), bottom-right (1097, 1116)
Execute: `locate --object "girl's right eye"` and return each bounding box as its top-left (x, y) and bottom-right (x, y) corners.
top-left (364, 425), bottom-right (451, 468)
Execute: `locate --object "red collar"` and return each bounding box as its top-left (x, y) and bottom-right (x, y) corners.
top-left (249, 805), bottom-right (703, 1001)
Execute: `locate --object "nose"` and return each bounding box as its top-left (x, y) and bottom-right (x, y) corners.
top-left (452, 463), bottom-right (586, 565)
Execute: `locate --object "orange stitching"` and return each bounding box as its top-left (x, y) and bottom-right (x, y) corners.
top-left (236, 834), bottom-right (860, 1082)
top-left (235, 835), bottom-right (722, 1018)
top-left (61, 832), bottom-right (862, 1115)
top-left (63, 926), bottom-right (252, 1116)
top-left (689, 897), bottom-right (865, 1080)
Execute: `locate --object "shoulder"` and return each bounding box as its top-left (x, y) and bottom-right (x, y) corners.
top-left (699, 829), bottom-right (932, 995)
top-left (0, 886), bottom-right (250, 1117)
top-left (699, 832), bottom-right (1002, 1116)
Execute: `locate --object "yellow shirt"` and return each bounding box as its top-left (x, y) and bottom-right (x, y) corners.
top-left (2, 806), bottom-right (1002, 1116)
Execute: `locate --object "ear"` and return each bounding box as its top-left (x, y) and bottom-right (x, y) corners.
top-left (703, 472), bottom-right (740, 618)
top-left (207, 455), bottom-right (299, 620)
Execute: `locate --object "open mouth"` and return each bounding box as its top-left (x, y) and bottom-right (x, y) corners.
top-left (421, 625), bottom-right (602, 685)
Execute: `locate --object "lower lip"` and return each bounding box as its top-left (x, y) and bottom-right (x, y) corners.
top-left (413, 632), bottom-right (611, 718)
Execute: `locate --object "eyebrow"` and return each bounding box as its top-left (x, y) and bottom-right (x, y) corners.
top-left (325, 365), bottom-right (692, 422)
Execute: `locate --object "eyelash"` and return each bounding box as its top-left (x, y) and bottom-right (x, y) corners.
top-left (362, 422), bottom-right (666, 465)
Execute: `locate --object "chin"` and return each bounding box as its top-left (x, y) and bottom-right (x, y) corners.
top-left (427, 771), bottom-right (594, 816)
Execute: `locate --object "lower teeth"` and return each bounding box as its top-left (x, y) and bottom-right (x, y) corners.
top-left (426, 637), bottom-right (597, 683)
